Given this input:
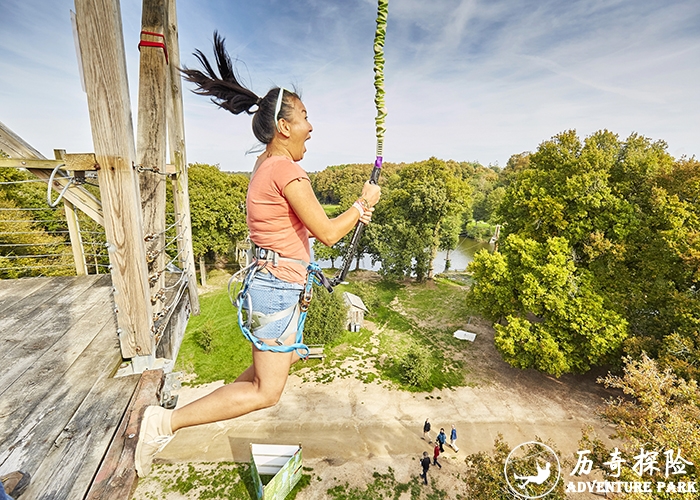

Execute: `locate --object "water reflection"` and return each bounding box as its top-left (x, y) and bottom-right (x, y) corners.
top-left (311, 237), bottom-right (493, 273)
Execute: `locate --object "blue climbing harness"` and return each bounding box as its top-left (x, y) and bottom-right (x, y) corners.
top-left (229, 248), bottom-right (333, 358)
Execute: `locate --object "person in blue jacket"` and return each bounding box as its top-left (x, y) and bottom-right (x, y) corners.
top-left (437, 427), bottom-right (447, 453)
top-left (450, 424), bottom-right (459, 452)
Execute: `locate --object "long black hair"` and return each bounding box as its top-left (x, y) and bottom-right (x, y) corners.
top-left (180, 31), bottom-right (299, 145)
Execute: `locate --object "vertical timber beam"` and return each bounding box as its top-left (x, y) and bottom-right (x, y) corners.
top-left (136, 0), bottom-right (168, 322)
top-left (55, 149), bottom-right (88, 276)
top-left (165, 0), bottom-right (200, 315)
top-left (64, 200), bottom-right (88, 276)
top-left (74, 0), bottom-right (155, 361)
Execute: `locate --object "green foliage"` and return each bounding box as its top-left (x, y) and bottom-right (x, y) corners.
top-left (368, 157), bottom-right (471, 281)
top-left (312, 237), bottom-right (342, 268)
top-left (175, 284), bottom-right (252, 384)
top-left (462, 435), bottom-right (567, 499)
top-left (304, 284), bottom-right (347, 345)
top-left (311, 162), bottom-right (403, 206)
top-left (0, 168), bottom-right (76, 278)
top-left (326, 467), bottom-right (446, 500)
top-left (187, 163), bottom-right (248, 259)
top-left (462, 220), bottom-right (496, 242)
top-left (579, 354), bottom-right (700, 499)
top-left (473, 129), bottom-right (700, 378)
top-left (467, 234), bottom-right (627, 376)
top-left (192, 321), bottom-right (216, 353)
top-left (397, 343), bottom-right (433, 389)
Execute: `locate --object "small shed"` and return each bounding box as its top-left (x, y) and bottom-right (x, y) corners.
top-left (343, 292), bottom-right (368, 332)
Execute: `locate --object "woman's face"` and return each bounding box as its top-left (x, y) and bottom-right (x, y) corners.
top-left (284, 98), bottom-right (313, 161)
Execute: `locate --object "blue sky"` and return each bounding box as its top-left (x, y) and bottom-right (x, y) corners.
top-left (1, 0), bottom-right (699, 173)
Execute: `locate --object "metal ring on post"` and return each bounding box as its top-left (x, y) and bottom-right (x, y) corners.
top-left (47, 163), bottom-right (74, 208)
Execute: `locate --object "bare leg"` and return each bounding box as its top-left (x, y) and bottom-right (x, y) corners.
top-left (170, 336), bottom-right (300, 432)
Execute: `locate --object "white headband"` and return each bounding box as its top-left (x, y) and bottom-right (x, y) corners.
top-left (274, 87), bottom-right (291, 133)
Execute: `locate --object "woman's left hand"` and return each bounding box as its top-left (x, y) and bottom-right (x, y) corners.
top-left (359, 206), bottom-right (374, 225)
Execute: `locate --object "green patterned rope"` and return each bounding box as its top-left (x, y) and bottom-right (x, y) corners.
top-left (374, 0), bottom-right (388, 158)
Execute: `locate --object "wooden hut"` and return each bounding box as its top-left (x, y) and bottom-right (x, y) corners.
top-left (342, 292), bottom-right (368, 332)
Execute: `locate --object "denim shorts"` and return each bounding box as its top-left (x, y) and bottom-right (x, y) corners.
top-left (244, 270), bottom-right (304, 339)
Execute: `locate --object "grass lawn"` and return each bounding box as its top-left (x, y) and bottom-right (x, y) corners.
top-left (176, 269), bottom-right (478, 392)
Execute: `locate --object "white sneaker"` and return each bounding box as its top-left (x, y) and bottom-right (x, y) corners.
top-left (135, 405), bottom-right (174, 477)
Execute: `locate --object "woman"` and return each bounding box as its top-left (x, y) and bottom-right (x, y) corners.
top-left (135, 32), bottom-right (381, 477)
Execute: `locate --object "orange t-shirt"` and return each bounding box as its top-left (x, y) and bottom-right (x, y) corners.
top-left (247, 156), bottom-right (310, 284)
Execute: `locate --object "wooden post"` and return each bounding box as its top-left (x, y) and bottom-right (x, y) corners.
top-left (64, 201), bottom-right (88, 276)
top-left (199, 256), bottom-right (207, 287)
top-left (55, 149), bottom-right (89, 276)
top-left (136, 0), bottom-right (168, 319)
top-left (74, 0), bottom-right (155, 360)
top-left (165, 0), bottom-right (200, 315)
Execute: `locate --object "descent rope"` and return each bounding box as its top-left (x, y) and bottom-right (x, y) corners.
top-left (331, 0), bottom-right (388, 286)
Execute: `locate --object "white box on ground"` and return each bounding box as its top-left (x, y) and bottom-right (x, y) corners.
top-left (453, 329), bottom-right (476, 342)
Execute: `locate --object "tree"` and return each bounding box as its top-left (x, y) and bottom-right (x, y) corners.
top-left (0, 166), bottom-right (75, 278)
top-left (438, 213), bottom-right (461, 271)
top-left (312, 237), bottom-right (341, 268)
top-left (187, 163), bottom-right (248, 265)
top-left (467, 234), bottom-right (627, 376)
top-left (368, 157), bottom-right (471, 281)
top-left (0, 192), bottom-right (73, 278)
top-left (477, 129), bottom-right (699, 379)
top-left (462, 435), bottom-right (566, 499)
top-left (579, 354), bottom-right (700, 499)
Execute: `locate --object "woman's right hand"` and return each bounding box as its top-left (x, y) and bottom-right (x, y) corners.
top-left (360, 181), bottom-right (381, 207)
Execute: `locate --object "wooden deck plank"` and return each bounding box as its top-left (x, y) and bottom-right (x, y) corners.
top-left (0, 294), bottom-right (115, 446)
top-left (0, 277), bottom-right (54, 315)
top-left (21, 373), bottom-right (140, 500)
top-left (0, 275), bottom-right (108, 342)
top-left (0, 317), bottom-right (124, 475)
top-left (0, 274), bottom-right (183, 499)
top-left (0, 275), bottom-right (114, 393)
top-left (0, 276), bottom-right (81, 327)
top-left (86, 369), bottom-right (164, 500)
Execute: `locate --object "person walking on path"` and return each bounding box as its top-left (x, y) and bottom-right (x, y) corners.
top-left (423, 418), bottom-right (432, 443)
top-left (134, 32), bottom-right (381, 477)
top-left (437, 427), bottom-right (447, 453)
top-left (433, 443), bottom-right (442, 469)
top-left (420, 451), bottom-right (431, 485)
top-left (450, 424), bottom-right (459, 452)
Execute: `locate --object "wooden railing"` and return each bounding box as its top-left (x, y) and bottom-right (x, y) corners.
top-left (0, 0), bottom-right (199, 373)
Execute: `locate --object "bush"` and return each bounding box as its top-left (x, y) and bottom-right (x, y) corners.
top-left (304, 285), bottom-right (347, 344)
top-left (193, 321), bottom-right (216, 353)
top-left (351, 281), bottom-right (381, 315)
top-left (397, 344), bottom-right (433, 389)
top-left (579, 354), bottom-right (700, 499)
top-left (462, 220), bottom-right (496, 241)
top-left (462, 435), bottom-right (566, 499)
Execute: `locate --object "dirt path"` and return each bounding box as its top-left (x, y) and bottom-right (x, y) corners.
top-left (135, 324), bottom-right (616, 498)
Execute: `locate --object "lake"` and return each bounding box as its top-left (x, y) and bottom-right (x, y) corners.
top-left (311, 237), bottom-right (493, 274)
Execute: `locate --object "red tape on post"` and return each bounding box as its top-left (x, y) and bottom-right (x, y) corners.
top-left (138, 30), bottom-right (169, 64)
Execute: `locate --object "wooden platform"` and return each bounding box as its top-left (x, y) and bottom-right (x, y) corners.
top-left (0, 275), bottom-right (148, 499)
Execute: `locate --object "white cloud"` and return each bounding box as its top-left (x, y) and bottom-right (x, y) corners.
top-left (0, 0), bottom-right (698, 171)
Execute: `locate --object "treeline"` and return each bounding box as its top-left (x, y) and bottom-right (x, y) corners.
top-left (465, 130), bottom-right (700, 379)
top-left (0, 149), bottom-right (107, 278)
top-left (310, 158), bottom-right (502, 280)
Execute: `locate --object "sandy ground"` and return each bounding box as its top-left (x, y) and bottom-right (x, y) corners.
top-left (133, 314), bottom-right (618, 499)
